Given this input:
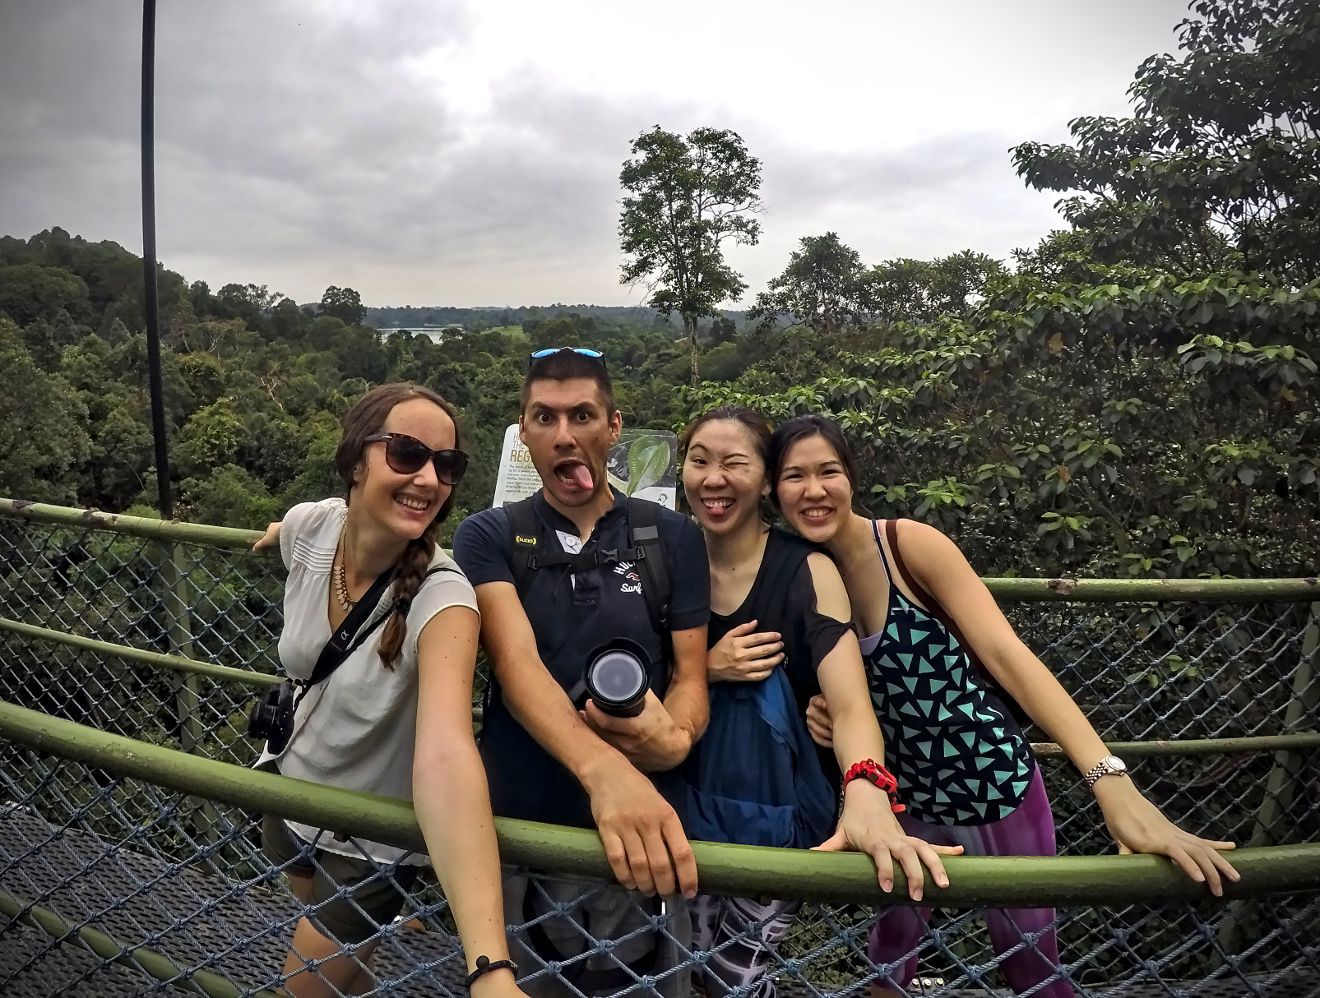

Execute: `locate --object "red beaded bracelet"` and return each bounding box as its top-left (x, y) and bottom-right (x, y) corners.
top-left (841, 758), bottom-right (906, 813)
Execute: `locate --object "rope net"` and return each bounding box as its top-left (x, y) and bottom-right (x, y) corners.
top-left (1, 511), bottom-right (1318, 996)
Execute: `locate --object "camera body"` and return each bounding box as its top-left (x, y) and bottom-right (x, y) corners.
top-left (583, 639), bottom-right (651, 718)
top-left (246, 680), bottom-right (298, 754)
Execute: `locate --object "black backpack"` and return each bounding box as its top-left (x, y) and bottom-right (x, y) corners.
top-left (503, 495), bottom-right (672, 638)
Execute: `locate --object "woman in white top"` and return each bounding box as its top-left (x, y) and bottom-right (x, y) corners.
top-left (253, 383), bottom-right (526, 998)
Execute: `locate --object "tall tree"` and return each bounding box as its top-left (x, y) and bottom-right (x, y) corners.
top-left (319, 285), bottom-right (365, 326)
top-left (0, 263), bottom-right (91, 327)
top-left (1012, 0), bottom-right (1320, 283)
top-left (748, 232), bottom-right (872, 335)
top-left (215, 282), bottom-right (281, 333)
top-left (619, 126), bottom-right (763, 385)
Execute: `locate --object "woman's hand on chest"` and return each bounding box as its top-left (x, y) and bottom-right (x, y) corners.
top-left (707, 619), bottom-right (784, 682)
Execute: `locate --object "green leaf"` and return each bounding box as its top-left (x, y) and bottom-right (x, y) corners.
top-left (625, 435), bottom-right (671, 495)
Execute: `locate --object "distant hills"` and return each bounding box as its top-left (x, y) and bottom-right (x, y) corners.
top-left (363, 303), bottom-right (745, 331)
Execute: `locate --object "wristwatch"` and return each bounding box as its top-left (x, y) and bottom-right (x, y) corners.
top-left (1082, 755), bottom-right (1128, 790)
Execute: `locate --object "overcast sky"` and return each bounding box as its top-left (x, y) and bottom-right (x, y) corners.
top-left (0, 0), bottom-right (1193, 308)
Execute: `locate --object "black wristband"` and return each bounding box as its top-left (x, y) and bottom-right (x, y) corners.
top-left (465, 955), bottom-right (517, 989)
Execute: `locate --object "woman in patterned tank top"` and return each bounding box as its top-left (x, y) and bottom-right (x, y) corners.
top-left (767, 414), bottom-right (1240, 998)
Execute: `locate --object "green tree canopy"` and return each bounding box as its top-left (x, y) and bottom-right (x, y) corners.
top-left (319, 285), bottom-right (365, 326)
top-left (0, 320), bottom-right (90, 502)
top-left (1012, 0), bottom-right (1320, 282)
top-left (869, 251), bottom-right (1007, 326)
top-left (0, 263), bottom-right (91, 327)
top-left (748, 232), bottom-right (873, 335)
top-left (687, 262), bottom-right (1319, 578)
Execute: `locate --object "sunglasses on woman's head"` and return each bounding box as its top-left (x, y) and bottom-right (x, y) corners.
top-left (364, 433), bottom-right (469, 486)
top-left (527, 347), bottom-right (606, 370)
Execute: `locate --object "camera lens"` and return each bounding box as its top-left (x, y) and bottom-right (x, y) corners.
top-left (585, 644), bottom-right (649, 718)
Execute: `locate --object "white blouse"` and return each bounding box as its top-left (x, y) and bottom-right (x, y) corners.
top-left (256, 497), bottom-right (478, 866)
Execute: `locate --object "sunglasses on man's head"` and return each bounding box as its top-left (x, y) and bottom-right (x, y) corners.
top-left (527, 347), bottom-right (606, 370)
top-left (364, 433), bottom-right (469, 486)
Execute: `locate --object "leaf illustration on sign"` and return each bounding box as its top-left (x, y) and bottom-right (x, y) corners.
top-left (627, 435), bottom-right (671, 495)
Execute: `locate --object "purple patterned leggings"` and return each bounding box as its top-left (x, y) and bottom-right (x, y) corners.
top-left (867, 765), bottom-right (1076, 997)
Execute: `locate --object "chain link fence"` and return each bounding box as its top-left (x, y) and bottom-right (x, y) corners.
top-left (2, 501), bottom-right (1318, 997)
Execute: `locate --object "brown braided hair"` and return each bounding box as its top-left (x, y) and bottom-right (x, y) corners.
top-left (335, 382), bottom-right (462, 670)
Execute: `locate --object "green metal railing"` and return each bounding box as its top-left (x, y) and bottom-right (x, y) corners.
top-left (5, 703), bottom-right (1318, 907)
top-left (2, 498), bottom-right (1318, 997)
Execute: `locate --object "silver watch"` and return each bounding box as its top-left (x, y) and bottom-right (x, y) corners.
top-left (1082, 755), bottom-right (1128, 790)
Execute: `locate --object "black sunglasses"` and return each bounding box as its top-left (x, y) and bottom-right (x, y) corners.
top-left (364, 433), bottom-right (469, 486)
top-left (527, 347), bottom-right (606, 370)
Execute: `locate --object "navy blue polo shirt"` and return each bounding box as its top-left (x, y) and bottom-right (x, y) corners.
top-left (453, 489), bottom-right (710, 828)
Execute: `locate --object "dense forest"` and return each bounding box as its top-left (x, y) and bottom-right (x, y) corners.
top-left (0, 0), bottom-right (1316, 579)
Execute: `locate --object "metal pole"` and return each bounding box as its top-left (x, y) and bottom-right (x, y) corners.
top-left (141, 0), bottom-right (172, 520)
top-left (1248, 601), bottom-right (1320, 846)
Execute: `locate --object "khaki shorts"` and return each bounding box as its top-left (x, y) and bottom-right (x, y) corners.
top-left (261, 811), bottom-right (419, 945)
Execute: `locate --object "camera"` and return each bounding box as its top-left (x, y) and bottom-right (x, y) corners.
top-left (583, 639), bottom-right (651, 718)
top-left (246, 680), bottom-right (298, 754)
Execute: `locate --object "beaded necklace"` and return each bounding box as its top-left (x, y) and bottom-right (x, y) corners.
top-left (333, 544), bottom-right (357, 611)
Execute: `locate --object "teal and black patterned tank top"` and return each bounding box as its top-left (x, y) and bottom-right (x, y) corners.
top-left (860, 519), bottom-right (1035, 826)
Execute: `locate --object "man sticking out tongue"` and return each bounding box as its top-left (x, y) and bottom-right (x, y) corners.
top-left (558, 461), bottom-right (594, 494)
top-left (452, 347), bottom-right (711, 998)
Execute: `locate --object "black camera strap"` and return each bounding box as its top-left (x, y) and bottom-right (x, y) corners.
top-left (304, 568), bottom-right (398, 689)
top-left (256, 564), bottom-right (456, 752)
top-left (301, 564), bottom-right (457, 690)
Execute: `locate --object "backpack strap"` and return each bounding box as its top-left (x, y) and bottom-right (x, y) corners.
top-left (883, 519), bottom-right (940, 614)
top-left (751, 532), bottom-right (827, 716)
top-left (626, 497), bottom-right (670, 635)
top-left (884, 518), bottom-right (977, 664)
top-left (885, 519), bottom-right (973, 652)
top-left (504, 496), bottom-right (542, 597)
top-left (750, 531), bottom-right (809, 639)
top-left (505, 494), bottom-right (672, 639)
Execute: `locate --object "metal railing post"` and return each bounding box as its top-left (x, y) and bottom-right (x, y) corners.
top-left (159, 539), bottom-right (224, 858)
top-left (161, 542), bottom-right (202, 754)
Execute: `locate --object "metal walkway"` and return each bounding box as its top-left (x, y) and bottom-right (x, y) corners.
top-left (1, 806), bottom-right (468, 996)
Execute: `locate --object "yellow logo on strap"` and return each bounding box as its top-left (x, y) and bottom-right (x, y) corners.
top-left (514, 534), bottom-right (537, 547)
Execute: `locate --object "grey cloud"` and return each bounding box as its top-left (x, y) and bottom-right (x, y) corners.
top-left (741, 128), bottom-right (1061, 272)
top-left (761, 130), bottom-right (1025, 216)
top-left (1, 1), bottom-right (478, 279)
top-left (0, 0), bottom-right (1064, 305)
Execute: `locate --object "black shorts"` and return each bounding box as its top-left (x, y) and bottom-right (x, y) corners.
top-left (261, 812), bottom-right (420, 945)
top-left (504, 869), bottom-right (692, 996)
